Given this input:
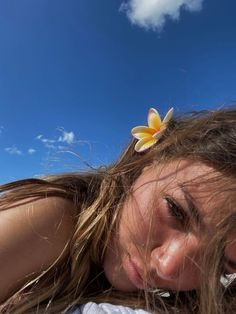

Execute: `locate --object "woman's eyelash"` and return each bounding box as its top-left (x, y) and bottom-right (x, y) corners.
top-left (164, 197), bottom-right (188, 225)
top-left (224, 257), bottom-right (236, 274)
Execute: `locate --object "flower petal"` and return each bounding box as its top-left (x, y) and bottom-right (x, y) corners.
top-left (148, 108), bottom-right (161, 130)
top-left (153, 129), bottom-right (165, 140)
top-left (131, 126), bottom-right (157, 139)
top-left (134, 137), bottom-right (157, 152)
top-left (162, 107), bottom-right (174, 124)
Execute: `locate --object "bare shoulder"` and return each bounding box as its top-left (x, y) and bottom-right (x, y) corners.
top-left (0, 196), bottom-right (76, 303)
top-left (0, 196), bottom-right (76, 251)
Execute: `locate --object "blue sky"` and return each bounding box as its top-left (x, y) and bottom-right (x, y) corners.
top-left (0, 0), bottom-right (236, 183)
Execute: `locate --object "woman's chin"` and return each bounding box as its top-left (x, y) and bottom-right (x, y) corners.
top-left (109, 275), bottom-right (139, 292)
top-left (103, 257), bottom-right (139, 292)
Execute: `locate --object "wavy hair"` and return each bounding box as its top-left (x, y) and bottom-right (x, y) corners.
top-left (1, 107), bottom-right (236, 313)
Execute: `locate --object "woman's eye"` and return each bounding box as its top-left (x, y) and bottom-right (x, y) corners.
top-left (164, 197), bottom-right (188, 226)
top-left (224, 257), bottom-right (236, 274)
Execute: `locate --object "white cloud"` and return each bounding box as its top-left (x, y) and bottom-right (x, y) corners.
top-left (36, 134), bottom-right (56, 144)
top-left (41, 138), bottom-right (56, 144)
top-left (120, 0), bottom-right (204, 31)
top-left (44, 143), bottom-right (57, 149)
top-left (36, 134), bottom-right (57, 149)
top-left (28, 148), bottom-right (36, 155)
top-left (58, 129), bottom-right (75, 145)
top-left (58, 131), bottom-right (75, 145)
top-left (5, 145), bottom-right (22, 155)
top-left (36, 128), bottom-right (76, 151)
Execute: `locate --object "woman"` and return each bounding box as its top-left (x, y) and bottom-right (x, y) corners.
top-left (0, 107), bottom-right (236, 313)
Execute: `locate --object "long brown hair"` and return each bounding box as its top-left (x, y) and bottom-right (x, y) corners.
top-left (1, 107), bottom-right (236, 313)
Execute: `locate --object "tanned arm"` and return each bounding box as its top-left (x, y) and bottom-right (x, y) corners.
top-left (0, 196), bottom-right (75, 303)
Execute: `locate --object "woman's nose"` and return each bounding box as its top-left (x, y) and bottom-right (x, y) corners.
top-left (150, 236), bottom-right (199, 281)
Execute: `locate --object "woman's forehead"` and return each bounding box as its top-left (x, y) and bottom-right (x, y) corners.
top-left (158, 159), bottom-right (211, 176)
top-left (141, 159), bottom-right (217, 188)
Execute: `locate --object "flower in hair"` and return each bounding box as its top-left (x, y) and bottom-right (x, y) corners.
top-left (131, 107), bottom-right (174, 152)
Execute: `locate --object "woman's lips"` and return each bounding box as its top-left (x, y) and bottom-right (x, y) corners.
top-left (124, 256), bottom-right (147, 290)
top-left (124, 257), bottom-right (164, 290)
top-left (124, 255), bottom-right (174, 291)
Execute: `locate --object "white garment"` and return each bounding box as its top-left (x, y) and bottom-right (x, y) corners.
top-left (67, 302), bottom-right (150, 314)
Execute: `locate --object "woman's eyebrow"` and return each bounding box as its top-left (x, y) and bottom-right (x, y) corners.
top-left (178, 184), bottom-right (203, 227)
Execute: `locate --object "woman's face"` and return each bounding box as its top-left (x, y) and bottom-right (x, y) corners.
top-left (103, 159), bottom-right (236, 292)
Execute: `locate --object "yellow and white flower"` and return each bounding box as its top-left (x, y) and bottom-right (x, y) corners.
top-left (131, 107), bottom-right (174, 152)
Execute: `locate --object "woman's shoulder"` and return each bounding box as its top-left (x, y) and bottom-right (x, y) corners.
top-left (0, 196), bottom-right (75, 303)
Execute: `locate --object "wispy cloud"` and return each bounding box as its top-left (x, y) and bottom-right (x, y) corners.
top-left (58, 128), bottom-right (75, 145)
top-left (36, 134), bottom-right (56, 144)
top-left (120, 0), bottom-right (204, 32)
top-left (28, 148), bottom-right (36, 155)
top-left (36, 128), bottom-right (77, 150)
top-left (4, 128), bottom-right (77, 159)
top-left (5, 145), bottom-right (22, 155)
top-left (36, 134), bottom-right (57, 149)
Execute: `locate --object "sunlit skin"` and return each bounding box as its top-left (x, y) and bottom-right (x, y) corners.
top-left (103, 159), bottom-right (236, 292)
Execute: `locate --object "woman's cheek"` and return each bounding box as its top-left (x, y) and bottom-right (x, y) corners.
top-left (140, 201), bottom-right (168, 249)
top-left (152, 198), bottom-right (179, 248)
